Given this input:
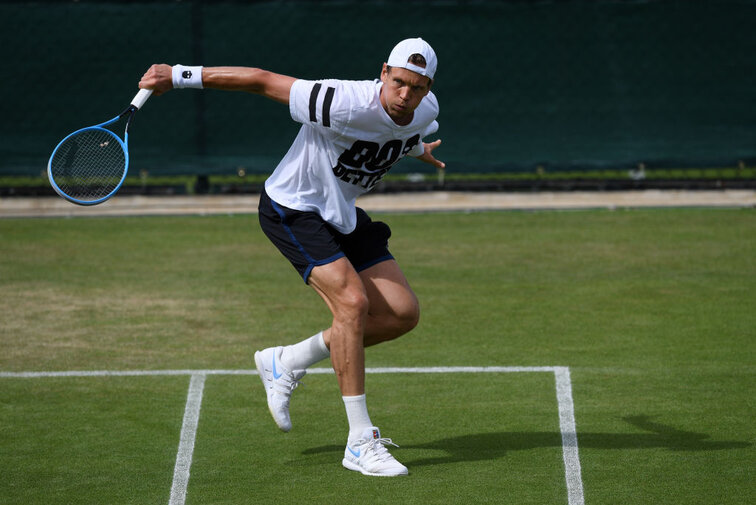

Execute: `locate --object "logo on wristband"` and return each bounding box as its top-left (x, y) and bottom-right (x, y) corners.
top-left (182, 70), bottom-right (193, 79)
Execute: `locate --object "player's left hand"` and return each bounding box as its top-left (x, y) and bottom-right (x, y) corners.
top-left (416, 139), bottom-right (445, 169)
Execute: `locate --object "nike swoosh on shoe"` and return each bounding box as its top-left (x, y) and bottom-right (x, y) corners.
top-left (272, 354), bottom-right (283, 379)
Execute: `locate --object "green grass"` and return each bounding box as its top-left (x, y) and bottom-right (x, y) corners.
top-left (0, 209), bottom-right (754, 504)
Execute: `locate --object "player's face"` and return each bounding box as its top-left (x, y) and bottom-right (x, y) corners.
top-left (380, 64), bottom-right (431, 125)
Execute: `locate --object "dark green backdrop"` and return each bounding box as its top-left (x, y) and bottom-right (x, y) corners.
top-left (2, 0), bottom-right (754, 177)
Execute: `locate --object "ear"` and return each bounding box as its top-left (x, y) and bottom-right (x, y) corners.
top-left (420, 80), bottom-right (432, 97)
top-left (380, 63), bottom-right (389, 83)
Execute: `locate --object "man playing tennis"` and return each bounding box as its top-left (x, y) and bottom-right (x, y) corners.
top-left (139, 37), bottom-right (443, 477)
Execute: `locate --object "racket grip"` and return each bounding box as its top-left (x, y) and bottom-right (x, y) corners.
top-left (131, 89), bottom-right (153, 110)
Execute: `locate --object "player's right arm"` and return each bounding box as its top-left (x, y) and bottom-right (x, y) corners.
top-left (202, 67), bottom-right (295, 104)
top-left (138, 64), bottom-right (296, 105)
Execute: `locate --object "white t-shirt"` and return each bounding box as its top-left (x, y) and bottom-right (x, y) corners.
top-left (264, 78), bottom-right (439, 234)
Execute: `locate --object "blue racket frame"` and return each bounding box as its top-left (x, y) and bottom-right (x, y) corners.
top-left (47, 115), bottom-right (130, 206)
top-left (47, 89), bottom-right (151, 206)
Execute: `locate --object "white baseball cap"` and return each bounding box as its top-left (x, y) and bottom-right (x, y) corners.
top-left (387, 37), bottom-right (437, 80)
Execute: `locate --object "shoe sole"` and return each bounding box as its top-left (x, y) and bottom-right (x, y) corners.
top-left (254, 350), bottom-right (291, 432)
top-left (342, 458), bottom-right (408, 477)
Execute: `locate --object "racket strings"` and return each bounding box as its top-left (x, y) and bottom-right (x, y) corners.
top-left (50, 129), bottom-right (126, 202)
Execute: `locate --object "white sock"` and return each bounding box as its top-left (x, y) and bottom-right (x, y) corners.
top-left (279, 331), bottom-right (330, 370)
top-left (343, 394), bottom-right (373, 441)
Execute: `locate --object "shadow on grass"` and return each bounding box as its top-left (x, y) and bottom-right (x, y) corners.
top-left (301, 416), bottom-right (751, 467)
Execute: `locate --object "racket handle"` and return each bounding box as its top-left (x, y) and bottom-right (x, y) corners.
top-left (131, 89), bottom-right (153, 110)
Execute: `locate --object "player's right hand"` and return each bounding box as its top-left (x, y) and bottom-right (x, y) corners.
top-left (138, 64), bottom-right (173, 96)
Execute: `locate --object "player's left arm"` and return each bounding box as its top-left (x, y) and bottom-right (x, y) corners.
top-left (414, 139), bottom-right (445, 169)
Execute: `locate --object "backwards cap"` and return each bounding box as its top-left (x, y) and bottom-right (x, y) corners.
top-left (387, 37), bottom-right (437, 80)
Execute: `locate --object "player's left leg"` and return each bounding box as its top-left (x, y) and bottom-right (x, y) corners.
top-left (336, 258), bottom-right (415, 476)
top-left (358, 259), bottom-right (420, 347)
top-left (274, 258), bottom-right (418, 371)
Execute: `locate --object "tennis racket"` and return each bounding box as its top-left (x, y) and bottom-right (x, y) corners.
top-left (47, 89), bottom-right (153, 206)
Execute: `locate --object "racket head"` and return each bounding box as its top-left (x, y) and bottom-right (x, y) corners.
top-left (47, 125), bottom-right (129, 206)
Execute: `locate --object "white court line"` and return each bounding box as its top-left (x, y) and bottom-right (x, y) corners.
top-left (1, 367), bottom-right (584, 505)
top-left (169, 374), bottom-right (206, 505)
top-left (0, 366), bottom-right (556, 378)
top-left (554, 367), bottom-right (585, 505)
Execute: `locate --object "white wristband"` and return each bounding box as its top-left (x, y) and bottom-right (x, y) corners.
top-left (172, 65), bottom-right (203, 89)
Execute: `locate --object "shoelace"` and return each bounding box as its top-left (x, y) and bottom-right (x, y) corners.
top-left (363, 437), bottom-right (400, 462)
top-left (268, 367), bottom-right (305, 397)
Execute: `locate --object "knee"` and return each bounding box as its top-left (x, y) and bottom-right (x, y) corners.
top-left (337, 286), bottom-right (370, 324)
top-left (391, 299), bottom-right (421, 336)
top-left (404, 301), bottom-right (421, 332)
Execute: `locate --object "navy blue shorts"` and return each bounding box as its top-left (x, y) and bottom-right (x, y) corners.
top-left (258, 189), bottom-right (394, 283)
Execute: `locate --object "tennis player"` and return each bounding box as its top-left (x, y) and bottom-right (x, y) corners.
top-left (139, 37), bottom-right (443, 477)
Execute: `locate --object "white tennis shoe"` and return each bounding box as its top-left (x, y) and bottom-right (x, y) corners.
top-left (254, 346), bottom-right (305, 432)
top-left (342, 427), bottom-right (408, 477)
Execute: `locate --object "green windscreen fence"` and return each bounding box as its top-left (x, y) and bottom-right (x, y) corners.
top-left (1, 0), bottom-right (755, 177)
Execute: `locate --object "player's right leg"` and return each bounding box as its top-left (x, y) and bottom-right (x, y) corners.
top-left (255, 189), bottom-right (348, 431)
top-left (254, 346), bottom-right (306, 432)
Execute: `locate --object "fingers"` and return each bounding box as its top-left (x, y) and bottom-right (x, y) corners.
top-left (138, 64), bottom-right (173, 96)
top-left (420, 139), bottom-right (445, 169)
top-left (417, 144), bottom-right (445, 169)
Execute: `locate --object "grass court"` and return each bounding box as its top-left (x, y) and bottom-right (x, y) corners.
top-left (1, 207), bottom-right (753, 504)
